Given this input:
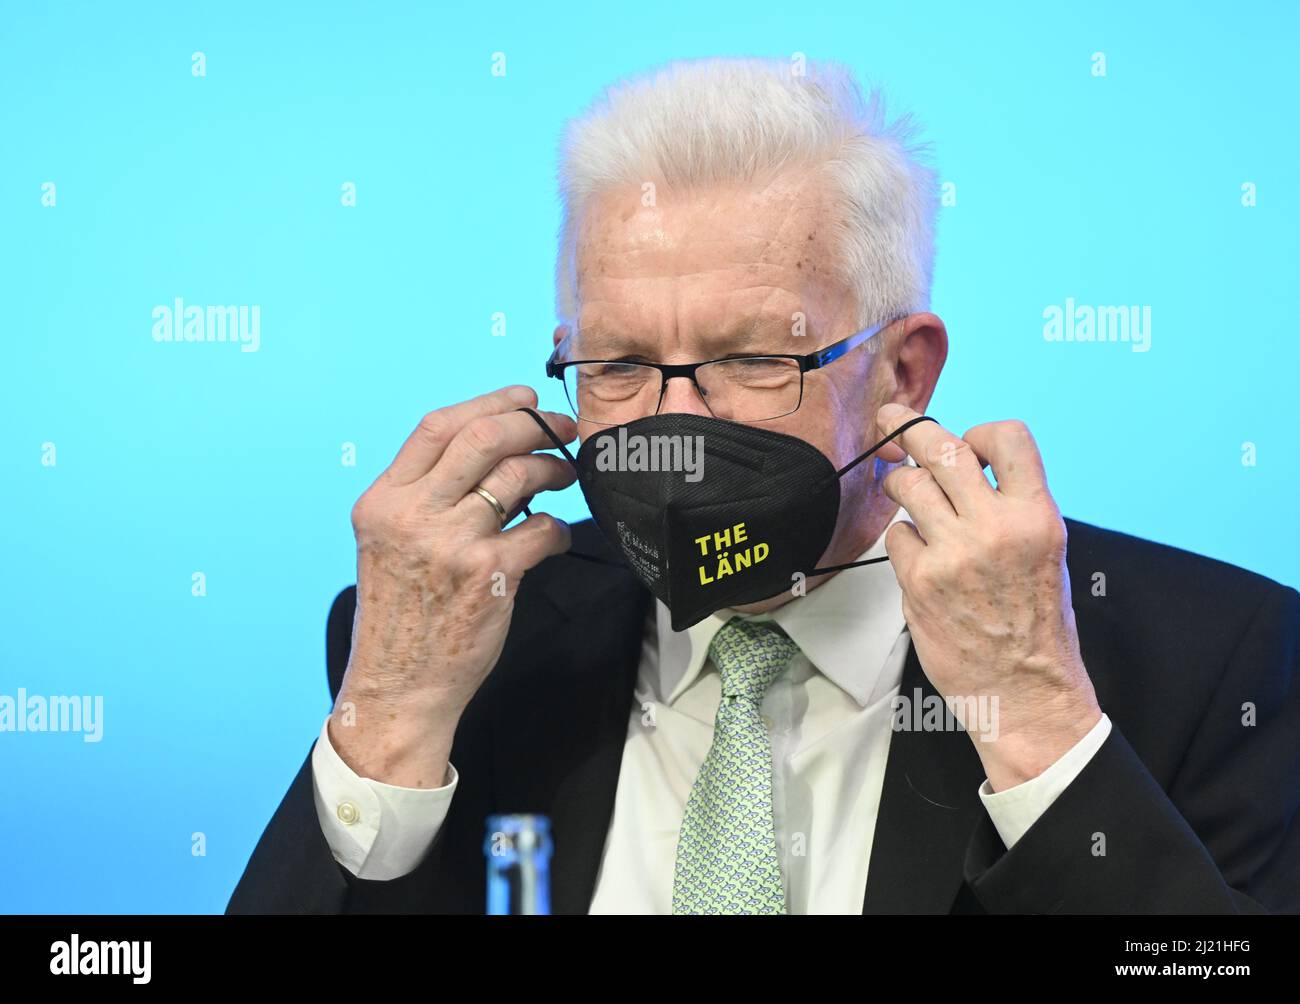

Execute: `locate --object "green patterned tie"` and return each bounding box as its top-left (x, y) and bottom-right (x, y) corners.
top-left (672, 616), bottom-right (799, 915)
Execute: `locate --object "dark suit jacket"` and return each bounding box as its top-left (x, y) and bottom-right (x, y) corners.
top-left (227, 518), bottom-right (1300, 914)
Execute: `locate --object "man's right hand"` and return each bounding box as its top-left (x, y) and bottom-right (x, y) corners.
top-left (328, 385), bottom-right (577, 788)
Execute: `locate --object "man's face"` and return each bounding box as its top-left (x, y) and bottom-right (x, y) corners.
top-left (559, 168), bottom-right (906, 577)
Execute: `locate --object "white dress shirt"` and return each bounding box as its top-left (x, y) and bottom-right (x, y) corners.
top-left (312, 505), bottom-right (1112, 911)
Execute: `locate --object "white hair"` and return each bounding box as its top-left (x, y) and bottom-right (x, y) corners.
top-left (555, 56), bottom-right (937, 329)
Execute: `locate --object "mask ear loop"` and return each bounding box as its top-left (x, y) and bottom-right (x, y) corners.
top-left (516, 406), bottom-right (579, 467)
top-left (513, 407), bottom-right (627, 568)
top-left (803, 414), bottom-right (938, 577)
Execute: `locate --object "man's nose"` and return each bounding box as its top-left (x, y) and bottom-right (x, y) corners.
top-left (657, 375), bottom-right (713, 417)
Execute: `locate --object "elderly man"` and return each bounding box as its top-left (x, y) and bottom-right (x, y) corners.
top-left (229, 58), bottom-right (1299, 914)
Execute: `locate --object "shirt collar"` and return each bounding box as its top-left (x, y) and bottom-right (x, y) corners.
top-left (653, 505), bottom-right (911, 708)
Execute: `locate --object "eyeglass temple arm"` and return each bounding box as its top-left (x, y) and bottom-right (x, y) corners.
top-left (810, 320), bottom-right (890, 369)
top-left (545, 326), bottom-right (576, 378)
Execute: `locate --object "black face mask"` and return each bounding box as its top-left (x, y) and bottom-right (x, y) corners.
top-left (518, 407), bottom-right (936, 631)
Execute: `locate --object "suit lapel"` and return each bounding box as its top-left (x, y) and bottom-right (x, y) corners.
top-left (863, 641), bottom-right (988, 914)
top-left (491, 545), bottom-right (650, 915)
top-left (490, 527), bottom-right (992, 916)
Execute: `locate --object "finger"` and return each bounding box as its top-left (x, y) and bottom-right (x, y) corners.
top-left (961, 420), bottom-right (1050, 498)
top-left (456, 453), bottom-right (577, 531)
top-left (875, 403), bottom-right (993, 515)
top-left (884, 519), bottom-right (926, 577)
top-left (427, 409), bottom-right (578, 506)
top-left (381, 385), bottom-right (539, 486)
top-left (494, 512), bottom-right (572, 577)
top-left (880, 464), bottom-right (956, 540)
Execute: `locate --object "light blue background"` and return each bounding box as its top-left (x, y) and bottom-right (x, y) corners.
top-left (2, 1), bottom-right (1296, 913)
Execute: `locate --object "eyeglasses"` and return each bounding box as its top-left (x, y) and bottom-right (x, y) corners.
top-left (545, 319), bottom-right (895, 425)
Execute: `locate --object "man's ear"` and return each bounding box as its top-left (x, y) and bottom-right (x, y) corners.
top-left (893, 312), bottom-right (947, 414)
top-left (552, 324), bottom-right (570, 350)
top-left (873, 312), bottom-right (948, 463)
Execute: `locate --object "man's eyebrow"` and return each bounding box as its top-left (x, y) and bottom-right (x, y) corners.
top-left (574, 316), bottom-right (805, 358)
top-left (571, 326), bottom-right (651, 357)
top-left (698, 317), bottom-right (807, 352)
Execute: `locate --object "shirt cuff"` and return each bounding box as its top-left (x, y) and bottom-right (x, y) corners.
top-left (310, 713), bottom-right (459, 880)
top-left (977, 712), bottom-right (1112, 850)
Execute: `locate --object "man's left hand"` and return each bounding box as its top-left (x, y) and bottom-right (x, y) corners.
top-left (875, 402), bottom-right (1102, 792)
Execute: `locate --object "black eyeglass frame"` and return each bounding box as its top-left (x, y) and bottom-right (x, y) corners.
top-left (545, 317), bottom-right (898, 422)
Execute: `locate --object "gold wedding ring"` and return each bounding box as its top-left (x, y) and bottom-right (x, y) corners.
top-left (471, 485), bottom-right (509, 527)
